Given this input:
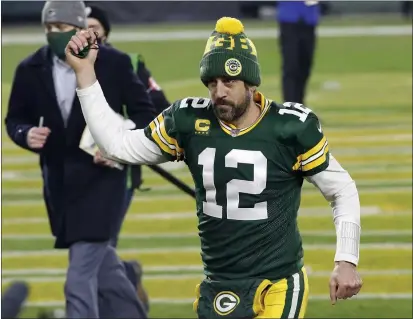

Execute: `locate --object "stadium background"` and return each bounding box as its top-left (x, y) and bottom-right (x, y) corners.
top-left (1, 1), bottom-right (412, 318)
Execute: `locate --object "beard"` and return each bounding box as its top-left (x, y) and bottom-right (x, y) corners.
top-left (212, 90), bottom-right (251, 123)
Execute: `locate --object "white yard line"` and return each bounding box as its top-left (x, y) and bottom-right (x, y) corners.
top-left (2, 265), bottom-right (204, 276)
top-left (2, 244), bottom-right (411, 258)
top-left (2, 270), bottom-right (412, 283)
top-left (2, 133), bottom-right (411, 156)
top-left (4, 208), bottom-right (412, 226)
top-left (1, 184), bottom-right (183, 195)
top-left (21, 293), bottom-right (413, 308)
top-left (3, 159), bottom-right (411, 177)
top-left (2, 25), bottom-right (411, 46)
top-left (1, 194), bottom-right (190, 206)
top-left (2, 182), bottom-right (411, 199)
top-left (3, 229), bottom-right (411, 241)
top-left (2, 267), bottom-right (411, 278)
top-left (2, 163), bottom-right (412, 182)
top-left (1, 206), bottom-right (384, 225)
top-left (328, 134), bottom-right (412, 143)
top-left (3, 138), bottom-right (412, 165)
top-left (2, 212), bottom-right (196, 225)
top-left (2, 184), bottom-right (412, 206)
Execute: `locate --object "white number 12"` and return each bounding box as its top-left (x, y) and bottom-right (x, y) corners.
top-left (198, 148), bottom-right (268, 221)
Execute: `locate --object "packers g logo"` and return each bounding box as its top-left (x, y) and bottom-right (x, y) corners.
top-left (213, 291), bottom-right (240, 315)
top-left (225, 58), bottom-right (242, 77)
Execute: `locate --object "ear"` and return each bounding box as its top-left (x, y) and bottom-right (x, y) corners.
top-left (245, 83), bottom-right (257, 94)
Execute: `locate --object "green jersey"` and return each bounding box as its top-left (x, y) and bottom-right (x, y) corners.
top-left (144, 92), bottom-right (330, 281)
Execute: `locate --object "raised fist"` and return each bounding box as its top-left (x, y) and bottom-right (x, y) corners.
top-left (65, 29), bottom-right (99, 73)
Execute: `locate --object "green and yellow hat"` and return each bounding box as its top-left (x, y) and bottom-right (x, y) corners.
top-left (200, 17), bottom-right (261, 87)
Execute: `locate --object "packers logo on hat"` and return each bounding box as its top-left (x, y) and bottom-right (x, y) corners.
top-left (200, 17), bottom-right (261, 87)
top-left (225, 58), bottom-right (242, 76)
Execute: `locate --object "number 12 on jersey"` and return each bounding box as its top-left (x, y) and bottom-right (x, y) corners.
top-left (279, 102), bottom-right (312, 122)
top-left (198, 147), bottom-right (268, 221)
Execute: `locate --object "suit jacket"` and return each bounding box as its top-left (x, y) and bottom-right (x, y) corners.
top-left (5, 45), bottom-right (157, 248)
top-left (127, 51), bottom-right (171, 190)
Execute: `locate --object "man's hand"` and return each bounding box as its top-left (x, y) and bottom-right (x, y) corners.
top-left (27, 127), bottom-right (51, 149)
top-left (329, 261), bottom-right (363, 305)
top-left (94, 150), bottom-right (117, 168)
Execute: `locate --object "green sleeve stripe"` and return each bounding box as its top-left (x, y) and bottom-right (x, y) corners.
top-left (123, 53), bottom-right (140, 119)
top-left (128, 52), bottom-right (140, 73)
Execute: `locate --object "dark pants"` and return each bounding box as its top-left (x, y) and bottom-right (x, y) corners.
top-left (110, 188), bottom-right (135, 248)
top-left (64, 241), bottom-right (147, 318)
top-left (97, 188), bottom-right (149, 317)
top-left (279, 21), bottom-right (317, 104)
top-left (401, 1), bottom-right (412, 17)
top-left (1, 282), bottom-right (29, 319)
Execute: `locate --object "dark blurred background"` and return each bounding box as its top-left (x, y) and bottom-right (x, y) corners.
top-left (2, 1), bottom-right (412, 26)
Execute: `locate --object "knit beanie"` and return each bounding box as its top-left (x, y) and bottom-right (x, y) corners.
top-left (42, 1), bottom-right (87, 29)
top-left (85, 5), bottom-right (111, 38)
top-left (200, 17), bottom-right (261, 87)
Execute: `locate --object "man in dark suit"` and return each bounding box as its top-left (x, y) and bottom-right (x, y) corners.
top-left (5, 1), bottom-right (155, 318)
top-left (276, 0), bottom-right (320, 104)
top-left (85, 4), bottom-right (170, 216)
top-left (84, 5), bottom-right (168, 313)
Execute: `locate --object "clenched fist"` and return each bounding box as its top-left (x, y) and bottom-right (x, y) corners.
top-left (329, 261), bottom-right (363, 305)
top-left (27, 127), bottom-right (51, 149)
top-left (65, 28), bottom-right (99, 74)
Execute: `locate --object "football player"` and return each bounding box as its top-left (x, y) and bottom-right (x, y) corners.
top-left (65, 17), bottom-right (363, 319)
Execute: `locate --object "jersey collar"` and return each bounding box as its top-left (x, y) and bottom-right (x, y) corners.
top-left (218, 91), bottom-right (271, 137)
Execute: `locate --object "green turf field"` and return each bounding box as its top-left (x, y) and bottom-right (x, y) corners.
top-left (1, 18), bottom-right (412, 318)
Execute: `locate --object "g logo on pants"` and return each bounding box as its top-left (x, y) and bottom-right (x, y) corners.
top-left (213, 291), bottom-right (240, 315)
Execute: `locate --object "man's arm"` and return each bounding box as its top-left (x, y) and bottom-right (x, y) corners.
top-left (306, 154), bottom-right (361, 266)
top-left (292, 109), bottom-right (362, 302)
top-left (77, 78), bottom-right (167, 165)
top-left (119, 53), bottom-right (158, 129)
top-left (305, 151), bottom-right (363, 305)
top-left (67, 29), bottom-right (165, 164)
top-left (292, 111), bottom-right (361, 266)
top-left (5, 63), bottom-right (41, 153)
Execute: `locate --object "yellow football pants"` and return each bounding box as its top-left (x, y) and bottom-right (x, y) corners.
top-left (254, 267), bottom-right (309, 318)
top-left (194, 267), bottom-right (309, 319)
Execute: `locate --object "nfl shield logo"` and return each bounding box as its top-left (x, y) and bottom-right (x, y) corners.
top-left (230, 129), bottom-right (240, 137)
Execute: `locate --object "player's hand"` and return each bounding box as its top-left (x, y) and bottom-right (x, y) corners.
top-left (329, 261), bottom-right (363, 305)
top-left (94, 150), bottom-right (116, 168)
top-left (27, 127), bottom-right (51, 149)
top-left (65, 29), bottom-right (98, 73)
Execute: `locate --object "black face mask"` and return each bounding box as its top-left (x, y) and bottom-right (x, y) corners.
top-left (46, 29), bottom-right (77, 60)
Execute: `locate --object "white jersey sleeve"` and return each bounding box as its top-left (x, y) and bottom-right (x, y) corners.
top-left (76, 80), bottom-right (168, 165)
top-left (306, 154), bottom-right (361, 266)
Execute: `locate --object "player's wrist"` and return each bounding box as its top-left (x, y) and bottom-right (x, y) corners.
top-left (335, 220), bottom-right (360, 265)
top-left (75, 67), bottom-right (97, 90)
top-left (334, 252), bottom-right (359, 267)
top-left (335, 260), bottom-right (357, 268)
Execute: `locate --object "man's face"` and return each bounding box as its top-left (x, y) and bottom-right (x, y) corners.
top-left (87, 17), bottom-right (106, 43)
top-left (45, 22), bottom-right (76, 34)
top-left (208, 78), bottom-right (253, 123)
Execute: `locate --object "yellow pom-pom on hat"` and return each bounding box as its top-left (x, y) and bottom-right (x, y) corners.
top-left (215, 17), bottom-right (244, 35)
